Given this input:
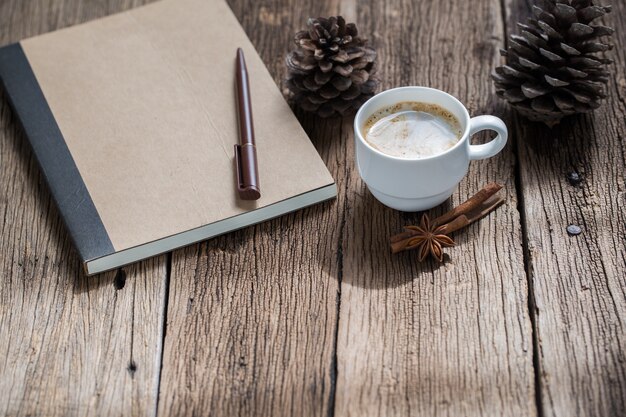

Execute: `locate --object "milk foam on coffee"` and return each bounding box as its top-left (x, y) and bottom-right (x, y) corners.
top-left (363, 101), bottom-right (462, 159)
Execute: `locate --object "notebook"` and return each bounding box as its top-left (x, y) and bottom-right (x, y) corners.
top-left (0, 0), bottom-right (336, 275)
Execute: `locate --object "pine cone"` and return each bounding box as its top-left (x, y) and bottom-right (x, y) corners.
top-left (284, 16), bottom-right (379, 118)
top-left (492, 0), bottom-right (614, 127)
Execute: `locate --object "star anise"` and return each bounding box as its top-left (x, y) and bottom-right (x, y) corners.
top-left (390, 183), bottom-right (506, 262)
top-left (403, 214), bottom-right (455, 262)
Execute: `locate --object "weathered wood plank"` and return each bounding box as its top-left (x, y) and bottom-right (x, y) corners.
top-left (505, 0), bottom-right (626, 415)
top-left (156, 0), bottom-right (344, 416)
top-left (0, 1), bottom-right (167, 416)
top-left (334, 0), bottom-right (536, 415)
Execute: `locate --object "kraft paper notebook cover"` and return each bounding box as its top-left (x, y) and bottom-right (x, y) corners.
top-left (0, 0), bottom-right (336, 275)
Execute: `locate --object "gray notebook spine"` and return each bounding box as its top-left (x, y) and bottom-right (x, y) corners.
top-left (0, 43), bottom-right (114, 263)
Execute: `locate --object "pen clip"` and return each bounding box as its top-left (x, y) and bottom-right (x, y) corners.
top-left (234, 143), bottom-right (261, 200)
top-left (234, 144), bottom-right (245, 191)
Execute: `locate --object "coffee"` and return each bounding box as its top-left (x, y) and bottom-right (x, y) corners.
top-left (362, 101), bottom-right (462, 159)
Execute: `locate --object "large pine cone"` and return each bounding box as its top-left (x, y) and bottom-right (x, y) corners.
top-left (492, 0), bottom-right (614, 127)
top-left (284, 16), bottom-right (379, 118)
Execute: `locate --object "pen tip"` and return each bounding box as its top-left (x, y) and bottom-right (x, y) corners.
top-left (236, 48), bottom-right (247, 70)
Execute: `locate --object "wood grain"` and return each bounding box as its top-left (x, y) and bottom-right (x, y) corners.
top-left (0, 1), bottom-right (167, 416)
top-left (504, 0), bottom-right (626, 416)
top-left (334, 0), bottom-right (536, 415)
top-left (156, 0), bottom-right (345, 416)
top-left (2, 0), bottom-right (625, 416)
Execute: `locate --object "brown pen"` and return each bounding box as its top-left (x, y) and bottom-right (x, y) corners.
top-left (234, 48), bottom-right (261, 200)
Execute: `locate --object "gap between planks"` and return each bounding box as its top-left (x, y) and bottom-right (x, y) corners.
top-left (499, 0), bottom-right (544, 415)
top-left (154, 252), bottom-right (173, 417)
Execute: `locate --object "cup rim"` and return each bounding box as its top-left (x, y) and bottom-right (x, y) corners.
top-left (354, 86), bottom-right (471, 162)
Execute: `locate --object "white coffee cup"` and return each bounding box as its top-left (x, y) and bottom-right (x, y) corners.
top-left (354, 86), bottom-right (508, 211)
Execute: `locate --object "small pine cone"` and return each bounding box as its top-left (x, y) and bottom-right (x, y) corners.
top-left (284, 16), bottom-right (379, 118)
top-left (492, 0), bottom-right (614, 127)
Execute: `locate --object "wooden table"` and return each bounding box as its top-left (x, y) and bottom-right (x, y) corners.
top-left (1, 0), bottom-right (624, 416)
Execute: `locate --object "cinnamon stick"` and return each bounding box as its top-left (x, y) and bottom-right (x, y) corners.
top-left (431, 182), bottom-right (502, 227)
top-left (439, 194), bottom-right (504, 234)
top-left (389, 184), bottom-right (505, 254)
top-left (390, 228), bottom-right (417, 244)
top-left (390, 228), bottom-right (423, 253)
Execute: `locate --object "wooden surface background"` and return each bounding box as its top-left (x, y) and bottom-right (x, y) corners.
top-left (0, 0), bottom-right (624, 416)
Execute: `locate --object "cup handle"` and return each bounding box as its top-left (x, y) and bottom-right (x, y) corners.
top-left (468, 115), bottom-right (508, 160)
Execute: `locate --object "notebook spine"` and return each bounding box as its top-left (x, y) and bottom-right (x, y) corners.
top-left (0, 43), bottom-right (114, 265)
